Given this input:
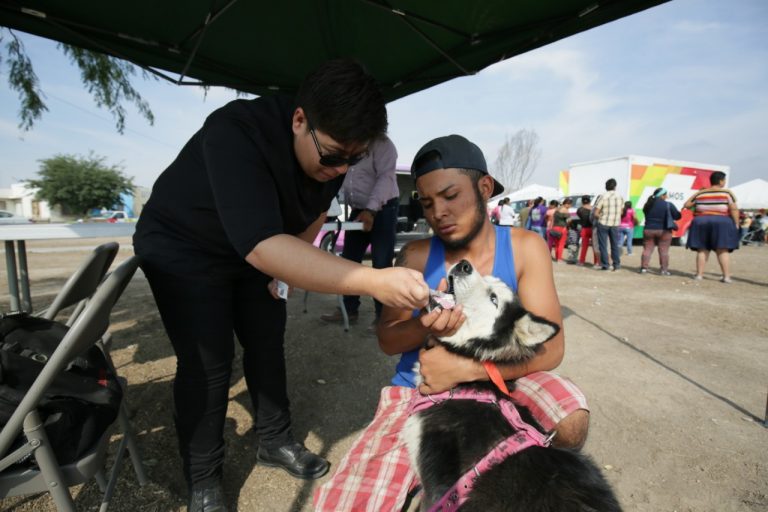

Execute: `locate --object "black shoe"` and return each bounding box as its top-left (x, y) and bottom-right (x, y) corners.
top-left (188, 481), bottom-right (228, 512)
top-left (257, 442), bottom-right (330, 480)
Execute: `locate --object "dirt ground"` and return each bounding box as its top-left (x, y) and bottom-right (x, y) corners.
top-left (1, 236), bottom-right (766, 512)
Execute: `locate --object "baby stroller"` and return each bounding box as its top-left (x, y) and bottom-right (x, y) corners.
top-left (741, 224), bottom-right (765, 246)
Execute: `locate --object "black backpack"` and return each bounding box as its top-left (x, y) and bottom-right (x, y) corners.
top-left (0, 313), bottom-right (123, 466)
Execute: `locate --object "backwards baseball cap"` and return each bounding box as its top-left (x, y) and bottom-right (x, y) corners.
top-left (411, 134), bottom-right (504, 197)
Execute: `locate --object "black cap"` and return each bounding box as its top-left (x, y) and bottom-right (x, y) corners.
top-left (410, 135), bottom-right (504, 197)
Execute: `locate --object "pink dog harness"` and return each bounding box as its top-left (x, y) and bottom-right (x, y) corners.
top-left (410, 386), bottom-right (552, 511)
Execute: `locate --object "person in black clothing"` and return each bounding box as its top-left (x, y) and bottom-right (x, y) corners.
top-left (133, 59), bottom-right (429, 512)
top-left (576, 195), bottom-right (599, 266)
top-left (639, 187), bottom-right (681, 275)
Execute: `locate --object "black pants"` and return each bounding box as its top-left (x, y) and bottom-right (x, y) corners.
top-left (142, 264), bottom-right (292, 486)
top-left (342, 197), bottom-right (399, 318)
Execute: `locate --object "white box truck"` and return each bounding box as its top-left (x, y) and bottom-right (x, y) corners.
top-left (559, 155), bottom-right (730, 242)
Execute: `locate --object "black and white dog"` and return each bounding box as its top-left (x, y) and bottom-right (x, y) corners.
top-left (403, 260), bottom-right (621, 511)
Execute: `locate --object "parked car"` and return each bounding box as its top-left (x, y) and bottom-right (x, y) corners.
top-left (90, 210), bottom-right (133, 223)
top-left (314, 222), bottom-right (430, 256)
top-left (0, 210), bottom-right (32, 224)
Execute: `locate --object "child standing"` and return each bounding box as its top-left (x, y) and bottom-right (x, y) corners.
top-left (565, 219), bottom-right (581, 264)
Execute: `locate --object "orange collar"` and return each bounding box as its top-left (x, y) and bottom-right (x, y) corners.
top-left (482, 361), bottom-right (514, 398)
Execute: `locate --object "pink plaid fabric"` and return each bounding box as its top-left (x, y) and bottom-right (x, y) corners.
top-left (313, 371), bottom-right (587, 512)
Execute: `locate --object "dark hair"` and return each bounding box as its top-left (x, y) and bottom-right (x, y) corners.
top-left (710, 171), bottom-right (726, 186)
top-left (643, 188), bottom-right (663, 216)
top-left (296, 58), bottom-right (387, 145)
top-left (581, 195), bottom-right (591, 205)
top-left (563, 198), bottom-right (573, 206)
top-left (606, 178), bottom-right (617, 191)
top-left (549, 200), bottom-right (559, 207)
top-left (457, 168), bottom-right (486, 189)
top-left (622, 200), bottom-right (632, 218)
top-left (533, 197), bottom-right (543, 207)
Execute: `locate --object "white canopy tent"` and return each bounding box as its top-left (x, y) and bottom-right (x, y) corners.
top-left (731, 179), bottom-right (768, 210)
top-left (492, 184), bottom-right (560, 203)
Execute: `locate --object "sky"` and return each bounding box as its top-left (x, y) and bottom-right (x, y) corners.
top-left (1, 0), bottom-right (766, 191)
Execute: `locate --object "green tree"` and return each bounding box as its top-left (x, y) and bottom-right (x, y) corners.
top-left (1, 28), bottom-right (154, 133)
top-left (27, 153), bottom-right (134, 215)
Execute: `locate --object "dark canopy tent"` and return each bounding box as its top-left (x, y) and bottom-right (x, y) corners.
top-left (1, 0), bottom-right (668, 101)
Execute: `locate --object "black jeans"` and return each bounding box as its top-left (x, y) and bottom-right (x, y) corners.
top-left (142, 264), bottom-right (292, 486)
top-left (341, 197), bottom-right (399, 318)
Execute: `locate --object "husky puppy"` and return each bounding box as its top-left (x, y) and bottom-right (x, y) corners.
top-left (403, 260), bottom-right (621, 511)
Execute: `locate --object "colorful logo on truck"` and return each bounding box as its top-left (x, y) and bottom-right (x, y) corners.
top-left (630, 163), bottom-right (715, 237)
top-left (559, 162), bottom-right (718, 238)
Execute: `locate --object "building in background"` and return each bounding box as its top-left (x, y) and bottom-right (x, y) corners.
top-left (0, 183), bottom-right (53, 221)
top-left (0, 183), bottom-right (151, 222)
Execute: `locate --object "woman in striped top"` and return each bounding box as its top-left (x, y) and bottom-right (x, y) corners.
top-left (683, 171), bottom-right (740, 283)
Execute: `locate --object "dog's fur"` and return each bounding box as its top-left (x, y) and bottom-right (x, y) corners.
top-left (403, 260), bottom-right (622, 511)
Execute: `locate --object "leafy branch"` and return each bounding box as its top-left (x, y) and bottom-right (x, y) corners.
top-left (1, 28), bottom-right (155, 133)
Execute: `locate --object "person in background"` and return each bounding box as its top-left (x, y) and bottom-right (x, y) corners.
top-left (518, 199), bottom-right (533, 229)
top-left (738, 211), bottom-right (751, 241)
top-left (545, 199), bottom-right (559, 232)
top-left (576, 195), bottom-right (599, 266)
top-left (683, 171), bottom-right (740, 283)
top-left (490, 199), bottom-right (503, 224)
top-left (593, 178), bottom-right (624, 271)
top-left (548, 198), bottom-right (570, 262)
top-left (133, 59), bottom-right (429, 512)
top-left (321, 135), bottom-right (400, 328)
top-left (758, 209), bottom-right (768, 232)
top-left (565, 217), bottom-right (582, 264)
top-left (618, 200), bottom-right (636, 256)
top-left (498, 197), bottom-right (516, 226)
top-left (528, 197), bottom-right (548, 238)
top-left (639, 188), bottom-right (681, 275)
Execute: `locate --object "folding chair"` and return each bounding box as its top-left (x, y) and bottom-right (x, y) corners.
top-left (0, 255), bottom-right (141, 512)
top-left (34, 242), bottom-right (148, 490)
top-left (38, 242), bottom-right (120, 325)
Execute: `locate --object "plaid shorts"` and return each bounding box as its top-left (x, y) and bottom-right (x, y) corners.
top-left (313, 371), bottom-right (588, 512)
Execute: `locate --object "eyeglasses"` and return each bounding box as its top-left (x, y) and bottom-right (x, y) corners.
top-left (307, 121), bottom-right (367, 168)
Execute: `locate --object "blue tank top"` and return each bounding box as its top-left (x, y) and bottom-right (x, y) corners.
top-left (390, 225), bottom-right (518, 387)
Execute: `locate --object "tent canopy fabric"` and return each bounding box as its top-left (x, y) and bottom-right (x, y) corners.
top-left (495, 184), bottom-right (561, 203)
top-left (0, 0), bottom-right (668, 102)
top-left (731, 179), bottom-right (768, 210)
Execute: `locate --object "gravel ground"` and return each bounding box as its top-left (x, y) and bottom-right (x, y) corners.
top-left (1, 237), bottom-right (766, 511)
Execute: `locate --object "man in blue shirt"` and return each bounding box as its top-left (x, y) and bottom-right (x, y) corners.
top-left (315, 135), bottom-right (589, 511)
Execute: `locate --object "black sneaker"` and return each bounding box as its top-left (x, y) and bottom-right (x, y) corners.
top-left (257, 442), bottom-right (330, 480)
top-left (188, 481), bottom-right (228, 512)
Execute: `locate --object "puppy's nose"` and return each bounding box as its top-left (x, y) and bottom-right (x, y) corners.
top-left (457, 260), bottom-right (473, 275)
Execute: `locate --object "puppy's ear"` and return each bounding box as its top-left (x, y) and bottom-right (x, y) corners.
top-left (512, 311), bottom-right (559, 348)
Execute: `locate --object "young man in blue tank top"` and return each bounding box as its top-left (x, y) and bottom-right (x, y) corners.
top-left (314, 135), bottom-right (590, 512)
